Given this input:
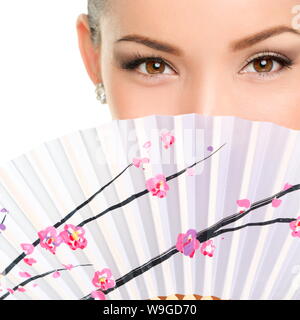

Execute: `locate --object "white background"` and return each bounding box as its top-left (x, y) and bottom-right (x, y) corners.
top-left (0, 0), bottom-right (112, 165)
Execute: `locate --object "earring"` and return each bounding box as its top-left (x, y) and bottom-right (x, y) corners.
top-left (95, 82), bottom-right (107, 104)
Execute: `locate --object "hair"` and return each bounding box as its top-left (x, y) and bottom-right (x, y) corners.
top-left (87, 0), bottom-right (110, 47)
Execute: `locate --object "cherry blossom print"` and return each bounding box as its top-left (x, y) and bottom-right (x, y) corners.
top-left (236, 199), bottom-right (251, 209)
top-left (160, 131), bottom-right (175, 149)
top-left (19, 271), bottom-right (31, 278)
top-left (20, 243), bottom-right (35, 255)
top-left (23, 258), bottom-right (37, 266)
top-left (92, 268), bottom-right (115, 290)
top-left (290, 216), bottom-right (300, 237)
top-left (146, 174), bottom-right (170, 198)
top-left (200, 240), bottom-right (216, 257)
top-left (2, 140), bottom-right (300, 301)
top-left (283, 183), bottom-right (293, 191)
top-left (186, 167), bottom-right (195, 176)
top-left (7, 288), bottom-right (14, 294)
top-left (62, 264), bottom-right (74, 270)
top-left (38, 226), bottom-right (63, 254)
top-left (132, 157), bottom-right (150, 168)
top-left (176, 229), bottom-right (200, 258)
top-left (52, 271), bottom-right (61, 278)
top-left (91, 290), bottom-right (106, 300)
top-left (17, 287), bottom-right (26, 292)
top-left (59, 224), bottom-right (87, 250)
top-left (143, 141), bottom-right (152, 149)
top-left (272, 198), bottom-right (282, 208)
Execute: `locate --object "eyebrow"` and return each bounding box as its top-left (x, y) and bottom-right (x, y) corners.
top-left (115, 25), bottom-right (300, 56)
top-left (230, 25), bottom-right (300, 51)
top-left (115, 34), bottom-right (184, 56)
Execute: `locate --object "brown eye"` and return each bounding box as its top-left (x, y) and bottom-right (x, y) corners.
top-left (253, 58), bottom-right (273, 72)
top-left (145, 60), bottom-right (166, 74)
top-left (239, 52), bottom-right (293, 77)
top-left (121, 54), bottom-right (176, 78)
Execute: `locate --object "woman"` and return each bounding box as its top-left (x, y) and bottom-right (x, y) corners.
top-left (76, 0), bottom-right (300, 300)
top-left (77, 0), bottom-right (300, 129)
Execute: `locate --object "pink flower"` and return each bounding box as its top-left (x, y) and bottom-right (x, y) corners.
top-left (236, 199), bottom-right (251, 209)
top-left (23, 258), bottom-right (37, 266)
top-left (132, 157), bottom-right (150, 168)
top-left (62, 264), bottom-right (74, 270)
top-left (19, 272), bottom-right (31, 278)
top-left (146, 174), bottom-right (169, 198)
top-left (290, 216), bottom-right (300, 237)
top-left (160, 131), bottom-right (175, 149)
top-left (283, 183), bottom-right (293, 191)
top-left (59, 224), bottom-right (87, 250)
top-left (20, 243), bottom-right (34, 255)
top-left (143, 141), bottom-right (152, 149)
top-left (91, 290), bottom-right (106, 300)
top-left (176, 229), bottom-right (200, 258)
top-left (7, 288), bottom-right (14, 294)
top-left (92, 268), bottom-right (115, 290)
top-left (17, 287), bottom-right (26, 292)
top-left (200, 240), bottom-right (216, 257)
top-left (186, 167), bottom-right (195, 176)
top-left (53, 271), bottom-right (61, 278)
top-left (272, 198), bottom-right (282, 208)
top-left (38, 226), bottom-right (63, 254)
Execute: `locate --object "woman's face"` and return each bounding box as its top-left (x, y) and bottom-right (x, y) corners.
top-left (77, 0), bottom-right (300, 129)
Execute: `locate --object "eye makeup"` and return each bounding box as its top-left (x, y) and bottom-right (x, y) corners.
top-left (118, 52), bottom-right (171, 70)
top-left (115, 49), bottom-right (295, 81)
top-left (239, 50), bottom-right (293, 71)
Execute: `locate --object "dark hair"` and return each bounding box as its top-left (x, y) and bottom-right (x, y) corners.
top-left (87, 0), bottom-right (109, 47)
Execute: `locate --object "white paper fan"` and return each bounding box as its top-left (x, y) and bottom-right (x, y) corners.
top-left (1, 113), bottom-right (300, 300)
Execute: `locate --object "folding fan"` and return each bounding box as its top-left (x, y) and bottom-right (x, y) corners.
top-left (1, 113), bottom-right (300, 300)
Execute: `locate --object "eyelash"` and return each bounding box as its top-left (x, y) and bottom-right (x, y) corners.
top-left (239, 50), bottom-right (293, 78)
top-left (120, 52), bottom-right (175, 80)
top-left (120, 50), bottom-right (294, 80)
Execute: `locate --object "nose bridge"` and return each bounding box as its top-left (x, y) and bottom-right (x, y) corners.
top-left (183, 65), bottom-right (230, 116)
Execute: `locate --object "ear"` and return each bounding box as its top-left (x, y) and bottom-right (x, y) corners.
top-left (76, 14), bottom-right (102, 85)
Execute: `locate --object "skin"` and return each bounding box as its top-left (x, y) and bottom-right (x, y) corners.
top-left (76, 0), bottom-right (300, 129)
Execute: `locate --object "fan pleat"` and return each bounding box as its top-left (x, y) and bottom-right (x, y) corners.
top-left (256, 129), bottom-right (300, 299)
top-left (262, 143), bottom-right (300, 299)
top-left (221, 120), bottom-right (260, 299)
top-left (240, 127), bottom-right (298, 299)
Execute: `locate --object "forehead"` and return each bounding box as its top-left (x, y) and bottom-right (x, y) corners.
top-left (103, 0), bottom-right (299, 50)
